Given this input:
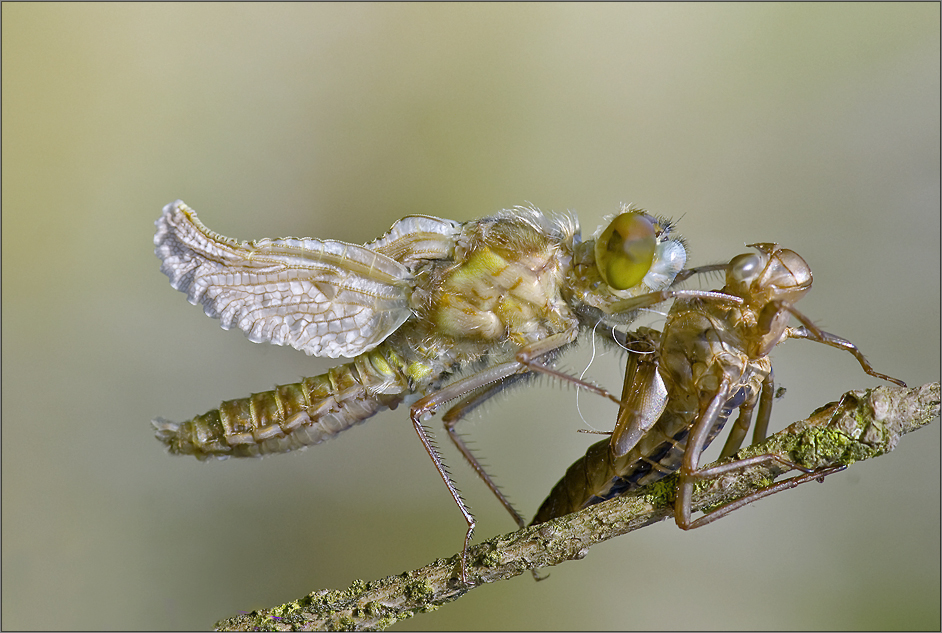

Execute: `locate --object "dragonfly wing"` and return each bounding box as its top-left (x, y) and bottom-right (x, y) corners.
top-left (155, 200), bottom-right (415, 358)
top-left (365, 214), bottom-right (461, 268)
top-left (610, 348), bottom-right (669, 458)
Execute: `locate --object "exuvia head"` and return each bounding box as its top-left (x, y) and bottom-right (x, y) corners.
top-left (726, 243), bottom-right (813, 306)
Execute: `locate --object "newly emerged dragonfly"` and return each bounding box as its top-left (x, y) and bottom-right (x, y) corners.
top-left (531, 244), bottom-right (907, 528)
top-left (153, 200), bottom-right (714, 580)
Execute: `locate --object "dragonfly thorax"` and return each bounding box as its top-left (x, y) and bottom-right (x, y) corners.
top-left (421, 211), bottom-right (577, 346)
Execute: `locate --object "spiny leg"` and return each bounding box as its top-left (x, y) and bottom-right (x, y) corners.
top-left (442, 382), bottom-right (552, 582)
top-left (410, 358), bottom-right (538, 583)
top-left (511, 330), bottom-right (626, 407)
top-left (514, 355), bottom-right (624, 407)
top-left (442, 380), bottom-right (528, 529)
top-left (424, 328), bottom-right (631, 579)
top-left (447, 329), bottom-right (648, 527)
top-left (410, 337), bottom-right (585, 582)
top-left (410, 413), bottom-right (474, 582)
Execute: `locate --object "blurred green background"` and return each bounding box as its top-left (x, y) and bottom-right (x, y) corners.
top-left (3, 4), bottom-right (939, 630)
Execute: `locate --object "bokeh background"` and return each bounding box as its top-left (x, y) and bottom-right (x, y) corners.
top-left (3, 4), bottom-right (939, 630)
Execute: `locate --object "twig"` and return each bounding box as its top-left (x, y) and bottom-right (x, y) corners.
top-left (216, 382), bottom-right (939, 632)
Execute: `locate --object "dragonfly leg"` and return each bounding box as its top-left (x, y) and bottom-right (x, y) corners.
top-left (443, 389), bottom-right (552, 582)
top-left (677, 463), bottom-right (846, 530)
top-left (513, 330), bottom-right (623, 407)
top-left (434, 329), bottom-right (594, 529)
top-left (751, 368), bottom-right (775, 445)
top-left (515, 356), bottom-right (623, 407)
top-left (608, 288), bottom-right (743, 315)
top-left (675, 375), bottom-right (843, 529)
top-left (675, 377), bottom-right (734, 528)
top-left (671, 262), bottom-right (731, 284)
top-left (516, 327), bottom-right (668, 417)
top-left (443, 382), bottom-right (528, 529)
top-left (718, 371), bottom-right (769, 459)
top-left (716, 399), bottom-right (756, 460)
top-left (410, 413), bottom-right (476, 584)
top-left (783, 307), bottom-right (906, 387)
top-left (412, 325), bottom-right (628, 579)
top-left (410, 357), bottom-right (549, 582)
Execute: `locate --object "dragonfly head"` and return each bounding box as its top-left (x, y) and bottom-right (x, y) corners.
top-left (726, 243), bottom-right (813, 306)
top-left (592, 206), bottom-right (687, 293)
top-left (567, 206), bottom-right (686, 324)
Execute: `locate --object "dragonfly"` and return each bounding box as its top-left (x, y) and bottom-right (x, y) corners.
top-left (153, 199), bottom-right (718, 581)
top-left (531, 243), bottom-right (907, 529)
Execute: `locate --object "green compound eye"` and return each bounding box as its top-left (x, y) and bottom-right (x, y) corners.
top-left (595, 212), bottom-right (657, 290)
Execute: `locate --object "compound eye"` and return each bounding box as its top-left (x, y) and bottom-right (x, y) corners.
top-left (729, 252), bottom-right (763, 285)
top-left (595, 212), bottom-right (657, 290)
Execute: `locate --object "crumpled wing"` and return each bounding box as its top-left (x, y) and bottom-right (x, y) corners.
top-left (610, 331), bottom-right (669, 458)
top-left (155, 200), bottom-right (415, 358)
top-left (366, 214), bottom-right (460, 269)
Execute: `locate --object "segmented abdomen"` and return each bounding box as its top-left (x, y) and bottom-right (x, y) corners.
top-left (153, 347), bottom-right (411, 460)
top-left (531, 389), bottom-right (744, 525)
